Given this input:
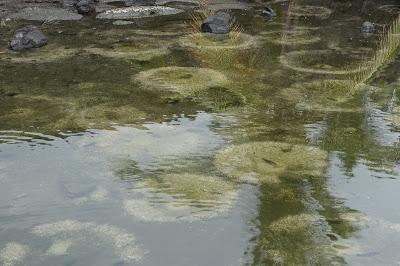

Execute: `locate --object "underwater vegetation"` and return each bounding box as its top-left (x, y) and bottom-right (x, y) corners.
top-left (214, 141), bottom-right (328, 184)
top-left (280, 49), bottom-right (368, 75)
top-left (123, 173), bottom-right (238, 223)
top-left (0, 220), bottom-right (145, 265)
top-left (352, 15), bottom-right (400, 87)
top-left (259, 29), bottom-right (321, 46)
top-left (0, 242), bottom-right (30, 266)
top-left (288, 5), bottom-right (332, 19)
top-left (0, 45), bottom-right (78, 63)
top-left (134, 66), bottom-right (228, 96)
top-left (279, 79), bottom-right (365, 112)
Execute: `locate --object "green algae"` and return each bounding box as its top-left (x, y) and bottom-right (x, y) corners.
top-left (280, 49), bottom-right (368, 75)
top-left (134, 66), bottom-right (229, 96)
top-left (0, 45), bottom-right (78, 64)
top-left (144, 173), bottom-right (236, 202)
top-left (289, 5), bottom-right (332, 19)
top-left (279, 79), bottom-right (366, 112)
top-left (261, 213), bottom-right (341, 265)
top-left (259, 30), bottom-right (321, 46)
top-left (84, 46), bottom-right (170, 62)
top-left (214, 141), bottom-right (328, 184)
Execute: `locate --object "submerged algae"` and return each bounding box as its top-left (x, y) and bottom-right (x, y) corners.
top-left (0, 242), bottom-right (30, 266)
top-left (261, 213), bottom-right (341, 265)
top-left (259, 30), bottom-right (321, 46)
top-left (0, 46), bottom-right (78, 64)
top-left (134, 66), bottom-right (229, 96)
top-left (143, 173), bottom-right (236, 202)
top-left (289, 5), bottom-right (332, 19)
top-left (214, 141), bottom-right (328, 184)
top-left (280, 49), bottom-right (368, 75)
top-left (279, 80), bottom-right (366, 112)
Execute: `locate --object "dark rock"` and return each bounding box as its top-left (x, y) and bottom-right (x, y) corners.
top-left (76, 0), bottom-right (95, 15)
top-left (201, 11), bottom-right (230, 34)
top-left (362, 21), bottom-right (375, 33)
top-left (261, 6), bottom-right (276, 18)
top-left (9, 26), bottom-right (48, 51)
top-left (125, 0), bottom-right (156, 6)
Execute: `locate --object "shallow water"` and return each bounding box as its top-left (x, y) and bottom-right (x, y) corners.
top-left (0, 0), bottom-right (400, 265)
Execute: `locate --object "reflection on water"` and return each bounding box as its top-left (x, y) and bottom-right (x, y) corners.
top-left (0, 0), bottom-right (400, 265)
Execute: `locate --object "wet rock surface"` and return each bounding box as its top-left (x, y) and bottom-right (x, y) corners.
top-left (96, 6), bottom-right (183, 19)
top-left (201, 11), bottom-right (230, 34)
top-left (9, 26), bottom-right (48, 51)
top-left (125, 0), bottom-right (156, 6)
top-left (7, 7), bottom-right (83, 21)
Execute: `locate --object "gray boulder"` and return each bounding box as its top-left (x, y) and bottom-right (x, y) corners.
top-left (76, 0), bottom-right (95, 15)
top-left (201, 11), bottom-right (230, 34)
top-left (362, 21), bottom-right (375, 33)
top-left (9, 26), bottom-right (48, 51)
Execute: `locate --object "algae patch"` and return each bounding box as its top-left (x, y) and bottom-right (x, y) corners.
top-left (0, 242), bottom-right (30, 266)
top-left (124, 173), bottom-right (238, 222)
top-left (280, 49), bottom-right (367, 75)
top-left (134, 66), bottom-right (229, 96)
top-left (279, 80), bottom-right (366, 112)
top-left (214, 141), bottom-right (328, 184)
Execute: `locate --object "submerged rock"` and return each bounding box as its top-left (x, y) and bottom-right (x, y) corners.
top-left (201, 11), bottom-right (230, 34)
top-left (112, 20), bottom-right (135, 25)
top-left (96, 6), bottom-right (183, 19)
top-left (362, 21), bottom-right (375, 33)
top-left (76, 0), bottom-right (95, 15)
top-left (125, 0), bottom-right (156, 6)
top-left (8, 7), bottom-right (83, 21)
top-left (9, 26), bottom-right (48, 51)
top-left (261, 6), bottom-right (276, 18)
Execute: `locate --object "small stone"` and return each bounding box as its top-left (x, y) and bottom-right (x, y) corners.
top-left (201, 11), bottom-right (230, 34)
top-left (76, 0), bottom-right (95, 15)
top-left (9, 26), bottom-right (48, 51)
top-left (261, 6), bottom-right (276, 18)
top-left (362, 21), bottom-right (375, 33)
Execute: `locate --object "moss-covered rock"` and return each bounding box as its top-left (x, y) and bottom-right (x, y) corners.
top-left (214, 141), bottom-right (328, 184)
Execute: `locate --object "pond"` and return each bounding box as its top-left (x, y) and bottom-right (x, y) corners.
top-left (0, 0), bottom-right (400, 265)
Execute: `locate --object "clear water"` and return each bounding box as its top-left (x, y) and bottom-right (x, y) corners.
top-left (0, 0), bottom-right (400, 265)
